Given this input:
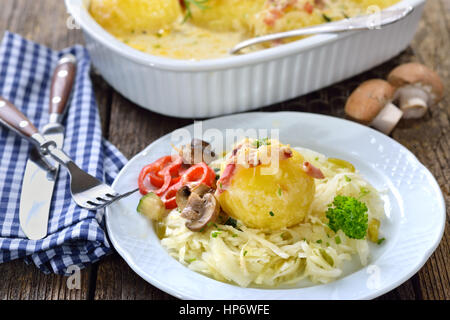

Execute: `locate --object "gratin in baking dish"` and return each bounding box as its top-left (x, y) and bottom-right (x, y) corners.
top-left (65, 0), bottom-right (425, 118)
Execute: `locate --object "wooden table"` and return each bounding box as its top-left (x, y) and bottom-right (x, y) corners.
top-left (0, 0), bottom-right (448, 300)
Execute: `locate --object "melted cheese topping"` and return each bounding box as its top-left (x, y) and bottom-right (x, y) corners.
top-left (89, 0), bottom-right (400, 60)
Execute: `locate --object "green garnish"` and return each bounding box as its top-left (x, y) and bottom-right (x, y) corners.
top-left (316, 240), bottom-right (322, 244)
top-left (345, 175), bottom-right (351, 182)
top-left (326, 195), bottom-right (369, 240)
top-left (211, 231), bottom-right (221, 238)
top-left (186, 258), bottom-right (196, 263)
top-left (243, 251), bottom-right (248, 256)
top-left (335, 236), bottom-right (341, 244)
top-left (315, 157), bottom-right (319, 161)
top-left (358, 187), bottom-right (370, 199)
top-left (269, 211), bottom-right (275, 217)
top-left (322, 14), bottom-right (332, 22)
top-left (277, 187), bottom-right (282, 197)
top-left (253, 137), bottom-right (271, 148)
top-left (225, 217), bottom-right (238, 228)
top-left (377, 238), bottom-right (386, 245)
top-left (326, 242), bottom-right (330, 247)
top-left (183, 0), bottom-right (209, 23)
top-left (232, 234), bottom-right (238, 238)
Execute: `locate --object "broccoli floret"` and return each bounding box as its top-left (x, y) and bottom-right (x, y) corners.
top-left (326, 195), bottom-right (368, 240)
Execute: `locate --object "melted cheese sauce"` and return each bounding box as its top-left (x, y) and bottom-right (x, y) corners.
top-left (119, 23), bottom-right (248, 60)
top-left (89, 0), bottom-right (401, 61)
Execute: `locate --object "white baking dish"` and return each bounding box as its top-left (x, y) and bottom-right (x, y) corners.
top-left (65, 0), bottom-right (425, 118)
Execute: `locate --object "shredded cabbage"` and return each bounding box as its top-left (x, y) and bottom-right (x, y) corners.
top-left (159, 147), bottom-right (385, 287)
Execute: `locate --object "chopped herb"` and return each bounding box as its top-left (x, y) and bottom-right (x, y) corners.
top-left (211, 231), bottom-right (221, 238)
top-left (326, 242), bottom-right (330, 247)
top-left (207, 222), bottom-right (213, 227)
top-left (183, 0), bottom-right (209, 23)
top-left (225, 217), bottom-right (238, 229)
top-left (322, 14), bottom-right (332, 22)
top-left (243, 250), bottom-right (248, 256)
top-left (359, 187), bottom-right (370, 199)
top-left (315, 157), bottom-right (319, 161)
top-left (326, 195), bottom-right (369, 240)
top-left (377, 238), bottom-right (386, 245)
top-left (316, 239), bottom-right (323, 244)
top-left (232, 234), bottom-right (238, 238)
top-left (269, 211), bottom-right (275, 217)
top-left (253, 137), bottom-right (270, 148)
top-left (186, 258), bottom-right (196, 263)
top-left (277, 187), bottom-right (282, 197)
top-left (345, 175), bottom-right (352, 182)
top-left (335, 236), bottom-right (341, 244)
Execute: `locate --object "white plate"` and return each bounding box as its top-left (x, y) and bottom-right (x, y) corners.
top-left (105, 112), bottom-right (445, 300)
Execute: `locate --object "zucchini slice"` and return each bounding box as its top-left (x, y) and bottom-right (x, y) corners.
top-left (137, 192), bottom-right (166, 221)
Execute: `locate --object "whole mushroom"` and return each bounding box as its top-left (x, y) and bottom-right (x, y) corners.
top-left (178, 139), bottom-right (216, 165)
top-left (345, 79), bottom-right (403, 135)
top-left (176, 184), bottom-right (220, 231)
top-left (387, 62), bottom-right (444, 119)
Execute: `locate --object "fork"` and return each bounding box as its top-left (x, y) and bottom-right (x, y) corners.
top-left (0, 97), bottom-right (137, 210)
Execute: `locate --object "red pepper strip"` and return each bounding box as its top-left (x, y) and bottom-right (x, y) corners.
top-left (160, 182), bottom-right (182, 209)
top-left (138, 155), bottom-right (183, 195)
top-left (160, 162), bottom-right (216, 209)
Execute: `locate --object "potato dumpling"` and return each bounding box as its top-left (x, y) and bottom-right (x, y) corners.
top-left (218, 149), bottom-right (315, 230)
top-left (190, 0), bottom-right (265, 33)
top-left (89, 0), bottom-right (182, 36)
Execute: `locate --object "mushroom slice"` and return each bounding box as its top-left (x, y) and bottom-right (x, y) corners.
top-left (388, 63), bottom-right (444, 119)
top-left (178, 139), bottom-right (216, 165)
top-left (176, 183), bottom-right (213, 211)
top-left (345, 79), bottom-right (403, 135)
top-left (181, 193), bottom-right (220, 232)
top-left (176, 185), bottom-right (191, 211)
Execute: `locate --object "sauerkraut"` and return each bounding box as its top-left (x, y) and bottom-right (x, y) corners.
top-left (159, 147), bottom-right (385, 287)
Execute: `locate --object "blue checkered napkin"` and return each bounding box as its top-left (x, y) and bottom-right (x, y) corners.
top-left (0, 32), bottom-right (128, 274)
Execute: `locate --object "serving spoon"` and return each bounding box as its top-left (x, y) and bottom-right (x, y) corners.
top-left (230, 6), bottom-right (413, 54)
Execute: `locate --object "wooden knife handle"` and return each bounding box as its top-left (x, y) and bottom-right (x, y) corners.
top-left (0, 97), bottom-right (38, 138)
top-left (49, 54), bottom-right (77, 116)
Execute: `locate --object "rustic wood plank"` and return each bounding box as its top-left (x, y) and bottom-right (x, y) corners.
top-left (0, 259), bottom-right (90, 300)
top-left (0, 0), bottom-right (111, 300)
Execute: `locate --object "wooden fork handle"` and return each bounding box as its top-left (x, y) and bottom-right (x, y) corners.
top-left (49, 54), bottom-right (76, 118)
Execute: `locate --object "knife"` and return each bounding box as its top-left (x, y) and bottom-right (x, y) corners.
top-left (19, 54), bottom-right (77, 240)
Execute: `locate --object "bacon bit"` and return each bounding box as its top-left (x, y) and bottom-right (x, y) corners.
top-left (314, 0), bottom-right (325, 10)
top-left (303, 161), bottom-right (325, 179)
top-left (264, 8), bottom-right (284, 26)
top-left (304, 2), bottom-right (314, 14)
top-left (216, 163), bottom-right (236, 195)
